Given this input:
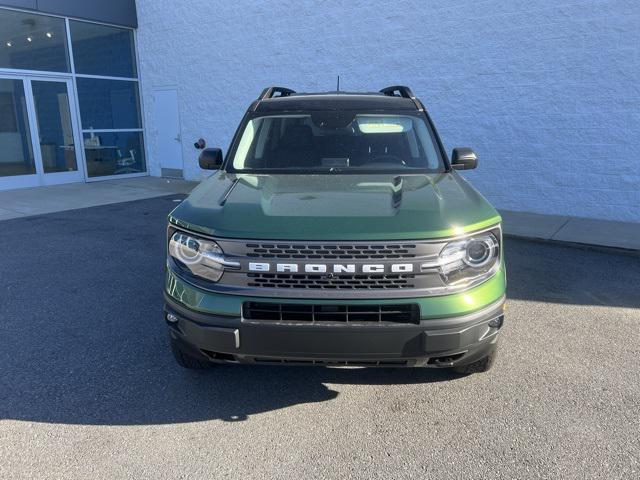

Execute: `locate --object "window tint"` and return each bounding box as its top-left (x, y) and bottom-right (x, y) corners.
top-left (83, 131), bottom-right (145, 177)
top-left (0, 79), bottom-right (35, 177)
top-left (31, 80), bottom-right (78, 173)
top-left (70, 20), bottom-right (137, 78)
top-left (76, 78), bottom-right (141, 129)
top-left (0, 9), bottom-right (69, 72)
top-left (232, 113), bottom-right (443, 172)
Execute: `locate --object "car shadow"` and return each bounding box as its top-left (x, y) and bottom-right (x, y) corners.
top-left (0, 196), bottom-right (637, 426)
top-left (1, 353), bottom-right (458, 425)
top-left (0, 196), bottom-right (458, 426)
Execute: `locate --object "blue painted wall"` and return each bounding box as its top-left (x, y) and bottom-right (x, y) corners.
top-left (137, 0), bottom-right (640, 222)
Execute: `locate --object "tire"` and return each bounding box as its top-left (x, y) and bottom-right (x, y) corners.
top-left (170, 336), bottom-right (212, 370)
top-left (452, 348), bottom-right (497, 375)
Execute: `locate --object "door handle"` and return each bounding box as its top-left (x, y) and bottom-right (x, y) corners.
top-left (174, 134), bottom-right (181, 142)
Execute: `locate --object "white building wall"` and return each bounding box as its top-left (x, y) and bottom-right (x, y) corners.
top-left (136, 0), bottom-right (640, 222)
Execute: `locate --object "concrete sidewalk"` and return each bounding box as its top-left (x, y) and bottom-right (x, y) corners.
top-left (0, 177), bottom-right (638, 251)
top-left (500, 210), bottom-right (640, 251)
top-left (0, 177), bottom-right (197, 220)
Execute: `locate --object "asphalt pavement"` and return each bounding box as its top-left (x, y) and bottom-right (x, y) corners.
top-left (0, 196), bottom-right (638, 479)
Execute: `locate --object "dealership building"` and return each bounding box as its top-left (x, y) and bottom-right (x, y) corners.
top-left (0, 1), bottom-right (638, 223)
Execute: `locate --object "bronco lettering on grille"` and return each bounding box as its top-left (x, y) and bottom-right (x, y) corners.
top-left (248, 262), bottom-right (414, 274)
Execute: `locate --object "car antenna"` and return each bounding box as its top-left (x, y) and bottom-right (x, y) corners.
top-left (336, 75), bottom-right (340, 92)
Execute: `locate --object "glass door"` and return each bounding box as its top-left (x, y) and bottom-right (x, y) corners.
top-left (0, 75), bottom-right (84, 190)
top-left (28, 78), bottom-right (84, 185)
top-left (0, 77), bottom-right (38, 189)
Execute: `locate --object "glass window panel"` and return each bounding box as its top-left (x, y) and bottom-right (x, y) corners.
top-left (31, 80), bottom-right (78, 173)
top-left (76, 78), bottom-right (141, 129)
top-left (0, 9), bottom-right (70, 72)
top-left (83, 131), bottom-right (146, 177)
top-left (0, 79), bottom-right (35, 177)
top-left (70, 20), bottom-right (137, 78)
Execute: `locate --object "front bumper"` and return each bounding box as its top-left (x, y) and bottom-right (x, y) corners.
top-left (164, 294), bottom-right (505, 368)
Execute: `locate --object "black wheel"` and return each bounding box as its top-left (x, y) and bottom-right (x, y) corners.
top-left (170, 336), bottom-right (212, 370)
top-left (452, 348), bottom-right (498, 375)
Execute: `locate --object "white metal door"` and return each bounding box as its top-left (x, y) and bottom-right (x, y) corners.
top-left (153, 88), bottom-right (183, 177)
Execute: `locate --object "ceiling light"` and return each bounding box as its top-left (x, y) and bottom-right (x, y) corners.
top-left (5, 41), bottom-right (12, 47)
top-left (46, 32), bottom-right (53, 38)
top-left (27, 36), bottom-right (32, 42)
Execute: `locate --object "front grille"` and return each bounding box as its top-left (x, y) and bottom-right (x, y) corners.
top-left (207, 237), bottom-right (449, 297)
top-left (244, 302), bottom-right (420, 324)
top-left (246, 273), bottom-right (416, 289)
top-left (245, 243), bottom-right (418, 259)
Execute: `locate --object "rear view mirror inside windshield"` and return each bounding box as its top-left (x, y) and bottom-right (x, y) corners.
top-left (311, 111), bottom-right (356, 129)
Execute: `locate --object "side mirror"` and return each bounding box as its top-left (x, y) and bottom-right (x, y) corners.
top-left (194, 138), bottom-right (206, 150)
top-left (199, 148), bottom-right (223, 170)
top-left (451, 147), bottom-right (478, 170)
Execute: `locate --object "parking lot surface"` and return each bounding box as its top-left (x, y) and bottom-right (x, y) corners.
top-left (1, 196), bottom-right (638, 479)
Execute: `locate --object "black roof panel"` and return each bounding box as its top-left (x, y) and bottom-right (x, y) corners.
top-left (255, 93), bottom-right (418, 112)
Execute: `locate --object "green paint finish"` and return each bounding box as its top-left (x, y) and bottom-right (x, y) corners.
top-left (166, 169), bottom-right (506, 319)
top-left (165, 265), bottom-right (506, 319)
top-left (168, 171), bottom-right (501, 241)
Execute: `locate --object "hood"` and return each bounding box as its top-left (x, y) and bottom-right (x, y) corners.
top-left (169, 172), bottom-right (501, 240)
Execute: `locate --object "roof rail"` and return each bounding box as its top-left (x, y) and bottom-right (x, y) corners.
top-left (258, 86), bottom-right (296, 100)
top-left (380, 85), bottom-right (424, 111)
top-left (380, 85), bottom-right (415, 99)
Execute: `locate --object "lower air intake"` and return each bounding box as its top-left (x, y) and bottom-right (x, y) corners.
top-left (243, 302), bottom-right (420, 324)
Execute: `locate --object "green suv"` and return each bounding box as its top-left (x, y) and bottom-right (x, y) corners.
top-left (164, 86), bottom-right (506, 374)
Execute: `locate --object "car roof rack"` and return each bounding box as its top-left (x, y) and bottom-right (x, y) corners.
top-left (379, 85), bottom-right (424, 111)
top-left (380, 85), bottom-right (415, 99)
top-left (258, 86), bottom-right (296, 100)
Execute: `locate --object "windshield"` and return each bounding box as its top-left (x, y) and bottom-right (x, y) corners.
top-left (228, 111), bottom-right (444, 173)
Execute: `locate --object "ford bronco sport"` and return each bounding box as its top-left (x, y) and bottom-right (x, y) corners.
top-left (164, 86), bottom-right (506, 374)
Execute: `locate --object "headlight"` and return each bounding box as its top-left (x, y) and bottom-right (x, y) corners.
top-left (434, 230), bottom-right (500, 287)
top-left (168, 231), bottom-right (239, 282)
